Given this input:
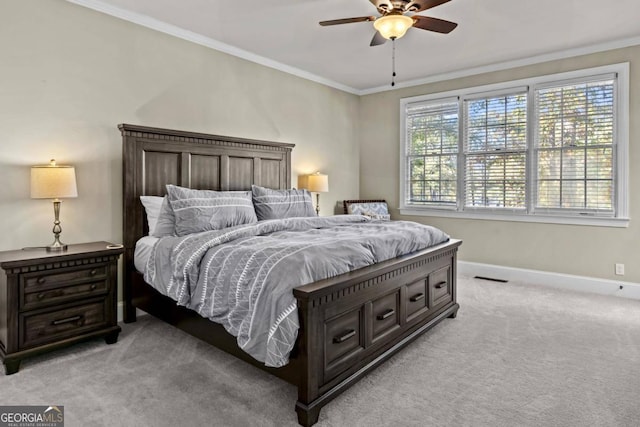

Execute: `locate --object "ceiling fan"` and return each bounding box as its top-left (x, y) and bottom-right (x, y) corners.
top-left (319, 0), bottom-right (458, 46)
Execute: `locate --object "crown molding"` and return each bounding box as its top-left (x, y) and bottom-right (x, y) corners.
top-left (360, 35), bottom-right (640, 95)
top-left (66, 0), bottom-right (640, 97)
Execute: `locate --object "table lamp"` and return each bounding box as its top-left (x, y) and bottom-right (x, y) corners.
top-left (31, 159), bottom-right (78, 252)
top-left (306, 172), bottom-right (329, 215)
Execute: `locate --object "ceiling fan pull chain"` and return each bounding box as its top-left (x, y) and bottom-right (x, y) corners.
top-left (391, 38), bottom-right (396, 87)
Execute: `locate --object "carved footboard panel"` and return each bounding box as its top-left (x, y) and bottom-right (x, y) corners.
top-left (293, 239), bottom-right (461, 425)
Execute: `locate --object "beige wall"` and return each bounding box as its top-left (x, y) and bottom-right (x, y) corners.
top-left (0, 0), bottom-right (359, 252)
top-left (360, 46), bottom-right (640, 283)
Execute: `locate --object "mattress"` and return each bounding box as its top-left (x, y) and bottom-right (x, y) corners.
top-left (134, 235), bottom-right (158, 273)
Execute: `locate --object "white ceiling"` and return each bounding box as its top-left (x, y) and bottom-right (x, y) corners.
top-left (71, 0), bottom-right (640, 94)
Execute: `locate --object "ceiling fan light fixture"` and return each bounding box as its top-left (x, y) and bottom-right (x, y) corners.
top-left (373, 14), bottom-right (414, 40)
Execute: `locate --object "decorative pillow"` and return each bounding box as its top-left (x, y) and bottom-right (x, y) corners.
top-left (151, 196), bottom-right (177, 237)
top-left (251, 185), bottom-right (316, 220)
top-left (166, 185), bottom-right (257, 236)
top-left (362, 211), bottom-right (391, 221)
top-left (140, 196), bottom-right (163, 235)
top-left (346, 201), bottom-right (389, 216)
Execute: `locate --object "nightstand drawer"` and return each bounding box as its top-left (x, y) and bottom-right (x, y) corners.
top-left (22, 280), bottom-right (108, 311)
top-left (20, 300), bottom-right (109, 349)
top-left (22, 265), bottom-right (107, 292)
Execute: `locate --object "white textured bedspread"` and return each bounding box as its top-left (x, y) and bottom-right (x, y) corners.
top-left (144, 215), bottom-right (449, 367)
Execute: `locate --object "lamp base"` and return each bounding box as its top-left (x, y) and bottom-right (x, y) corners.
top-left (46, 242), bottom-right (68, 252)
top-left (46, 233), bottom-right (68, 252)
top-left (46, 199), bottom-right (68, 252)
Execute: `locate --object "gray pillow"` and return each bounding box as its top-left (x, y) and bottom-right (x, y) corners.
top-left (166, 185), bottom-right (257, 236)
top-left (151, 196), bottom-right (176, 237)
top-left (251, 185), bottom-right (316, 220)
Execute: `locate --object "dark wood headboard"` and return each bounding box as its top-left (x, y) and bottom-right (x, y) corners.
top-left (119, 124), bottom-right (294, 305)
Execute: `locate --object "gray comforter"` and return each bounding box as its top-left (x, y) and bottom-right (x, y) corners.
top-left (144, 215), bottom-right (449, 367)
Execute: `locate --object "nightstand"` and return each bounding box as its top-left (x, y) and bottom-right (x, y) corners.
top-left (0, 241), bottom-right (124, 375)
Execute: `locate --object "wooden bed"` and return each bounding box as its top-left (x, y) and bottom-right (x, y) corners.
top-left (120, 124), bottom-right (461, 426)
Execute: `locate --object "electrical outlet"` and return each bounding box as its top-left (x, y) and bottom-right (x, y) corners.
top-left (615, 263), bottom-right (625, 276)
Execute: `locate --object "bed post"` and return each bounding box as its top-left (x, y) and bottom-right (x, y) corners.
top-left (120, 124), bottom-right (141, 323)
top-left (294, 294), bottom-right (322, 426)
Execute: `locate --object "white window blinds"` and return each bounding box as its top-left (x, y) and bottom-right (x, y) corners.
top-left (464, 90), bottom-right (527, 209)
top-left (399, 63), bottom-right (627, 226)
top-left (405, 98), bottom-right (459, 207)
top-left (534, 77), bottom-right (616, 214)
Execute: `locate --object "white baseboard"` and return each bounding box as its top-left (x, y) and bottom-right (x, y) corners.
top-left (458, 261), bottom-right (640, 300)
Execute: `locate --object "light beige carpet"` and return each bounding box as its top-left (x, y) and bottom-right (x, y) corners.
top-left (2, 276), bottom-right (639, 426)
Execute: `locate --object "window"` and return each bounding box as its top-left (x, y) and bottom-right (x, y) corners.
top-left (405, 98), bottom-right (458, 207)
top-left (400, 64), bottom-right (628, 226)
top-left (534, 79), bottom-right (615, 215)
top-left (464, 90), bottom-right (527, 210)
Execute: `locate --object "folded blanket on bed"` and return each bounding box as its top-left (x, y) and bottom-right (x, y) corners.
top-left (144, 215), bottom-right (449, 367)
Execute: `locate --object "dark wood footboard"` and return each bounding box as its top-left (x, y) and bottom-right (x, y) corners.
top-left (292, 239), bottom-right (460, 425)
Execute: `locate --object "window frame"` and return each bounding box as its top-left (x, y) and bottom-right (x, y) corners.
top-left (399, 63), bottom-right (629, 227)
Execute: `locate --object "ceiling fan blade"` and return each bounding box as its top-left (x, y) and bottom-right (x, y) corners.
top-left (406, 0), bottom-right (452, 13)
top-left (412, 15), bottom-right (458, 33)
top-left (370, 31), bottom-right (387, 46)
top-left (319, 16), bottom-right (376, 26)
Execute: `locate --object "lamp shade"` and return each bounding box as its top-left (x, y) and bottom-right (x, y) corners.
top-left (307, 172), bottom-right (329, 193)
top-left (31, 159), bottom-right (78, 199)
top-left (373, 14), bottom-right (414, 40)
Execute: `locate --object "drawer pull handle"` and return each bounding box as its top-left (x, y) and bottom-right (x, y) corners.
top-left (434, 281), bottom-right (447, 289)
top-left (410, 293), bottom-right (425, 302)
top-left (333, 329), bottom-right (356, 343)
top-left (51, 315), bottom-right (83, 326)
top-left (37, 290), bottom-right (64, 300)
top-left (90, 284), bottom-right (97, 290)
top-left (37, 277), bottom-right (46, 284)
top-left (90, 269), bottom-right (97, 276)
top-left (377, 309), bottom-right (395, 320)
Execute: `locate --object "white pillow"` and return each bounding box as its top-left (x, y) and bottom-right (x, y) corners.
top-left (140, 196), bottom-right (164, 235)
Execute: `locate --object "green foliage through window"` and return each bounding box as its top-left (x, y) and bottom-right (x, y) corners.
top-left (464, 92), bottom-right (527, 208)
top-left (535, 80), bottom-right (614, 212)
top-left (406, 100), bottom-right (458, 205)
